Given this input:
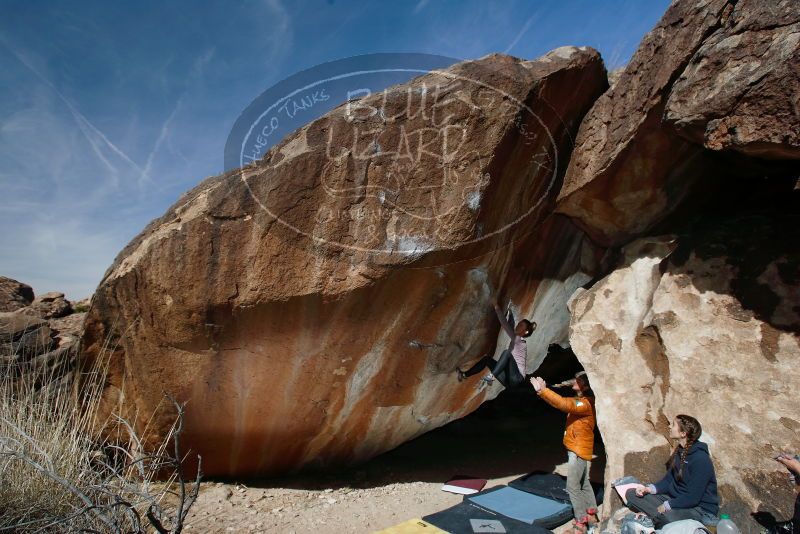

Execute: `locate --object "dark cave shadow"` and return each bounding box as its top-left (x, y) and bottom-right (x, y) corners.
top-left (665, 201), bottom-right (800, 338)
top-left (752, 511), bottom-right (794, 533)
top-left (622, 170), bottom-right (800, 339)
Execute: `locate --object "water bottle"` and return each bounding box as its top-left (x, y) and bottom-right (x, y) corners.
top-left (717, 514), bottom-right (740, 534)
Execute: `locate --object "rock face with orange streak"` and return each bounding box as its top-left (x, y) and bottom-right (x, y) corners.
top-left (81, 48), bottom-right (607, 476)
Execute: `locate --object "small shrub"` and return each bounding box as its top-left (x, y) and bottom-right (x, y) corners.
top-left (0, 339), bottom-right (201, 533)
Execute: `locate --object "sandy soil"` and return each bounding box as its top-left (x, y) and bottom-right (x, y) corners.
top-left (183, 388), bottom-right (606, 533)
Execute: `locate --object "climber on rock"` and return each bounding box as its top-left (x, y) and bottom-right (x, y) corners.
top-left (456, 297), bottom-right (535, 389)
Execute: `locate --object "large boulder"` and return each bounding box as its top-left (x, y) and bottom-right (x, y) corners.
top-left (556, 0), bottom-right (799, 246)
top-left (665, 0), bottom-right (800, 159)
top-left (568, 214), bottom-right (800, 532)
top-left (0, 277), bottom-right (83, 389)
top-left (82, 49), bottom-right (608, 476)
top-left (49, 311), bottom-right (86, 348)
top-left (555, 5), bottom-right (800, 529)
top-left (25, 291), bottom-right (73, 319)
top-left (0, 311), bottom-right (54, 359)
top-left (0, 276), bottom-right (34, 312)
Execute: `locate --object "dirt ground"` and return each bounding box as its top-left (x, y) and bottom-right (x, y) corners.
top-left (183, 387), bottom-right (606, 533)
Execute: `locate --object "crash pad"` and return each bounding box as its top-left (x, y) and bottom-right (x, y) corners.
top-left (375, 518), bottom-right (448, 533)
top-left (468, 486), bottom-right (570, 525)
top-left (509, 471), bottom-right (604, 504)
top-left (422, 501), bottom-right (551, 534)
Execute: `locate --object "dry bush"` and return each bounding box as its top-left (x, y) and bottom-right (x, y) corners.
top-left (0, 331), bottom-right (201, 533)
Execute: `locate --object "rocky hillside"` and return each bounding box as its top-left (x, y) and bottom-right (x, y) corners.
top-left (0, 276), bottom-right (87, 389)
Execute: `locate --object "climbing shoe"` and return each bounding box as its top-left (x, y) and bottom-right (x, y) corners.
top-left (477, 374), bottom-right (494, 390)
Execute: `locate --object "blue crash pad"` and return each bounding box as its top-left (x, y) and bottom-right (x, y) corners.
top-left (468, 486), bottom-right (571, 525)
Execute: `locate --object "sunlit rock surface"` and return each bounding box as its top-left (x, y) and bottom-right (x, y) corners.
top-left (557, 0), bottom-right (799, 246)
top-left (82, 49), bottom-right (607, 476)
top-left (665, 0), bottom-right (800, 159)
top-left (569, 216), bottom-right (800, 532)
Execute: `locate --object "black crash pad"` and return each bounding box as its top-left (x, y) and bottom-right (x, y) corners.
top-left (509, 471), bottom-right (604, 505)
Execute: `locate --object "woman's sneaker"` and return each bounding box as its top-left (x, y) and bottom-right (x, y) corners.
top-left (569, 517), bottom-right (588, 534)
top-left (621, 512), bottom-right (654, 534)
top-left (586, 508), bottom-right (599, 526)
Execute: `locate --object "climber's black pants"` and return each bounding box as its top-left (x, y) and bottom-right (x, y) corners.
top-left (462, 349), bottom-right (525, 388)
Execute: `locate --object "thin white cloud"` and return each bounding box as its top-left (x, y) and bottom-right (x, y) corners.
top-left (605, 39), bottom-right (629, 70)
top-left (504, 10), bottom-right (541, 55)
top-left (70, 107), bottom-right (142, 176)
top-left (139, 46), bottom-right (216, 185)
top-left (0, 35), bottom-right (145, 185)
top-left (320, 3), bottom-right (370, 46)
top-left (140, 95), bottom-right (184, 185)
top-left (70, 110), bottom-right (123, 183)
top-left (261, 0), bottom-right (293, 66)
top-left (192, 46), bottom-right (216, 77)
top-left (413, 2), bottom-right (544, 61)
top-left (0, 91), bottom-right (125, 214)
top-left (0, 3), bottom-right (296, 299)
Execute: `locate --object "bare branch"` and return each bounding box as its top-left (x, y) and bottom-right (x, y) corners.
top-left (146, 504), bottom-right (169, 534)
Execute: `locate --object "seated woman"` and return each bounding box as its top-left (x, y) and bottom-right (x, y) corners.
top-left (625, 414), bottom-right (719, 528)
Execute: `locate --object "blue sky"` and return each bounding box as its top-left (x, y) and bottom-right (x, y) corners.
top-left (0, 0), bottom-right (670, 300)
